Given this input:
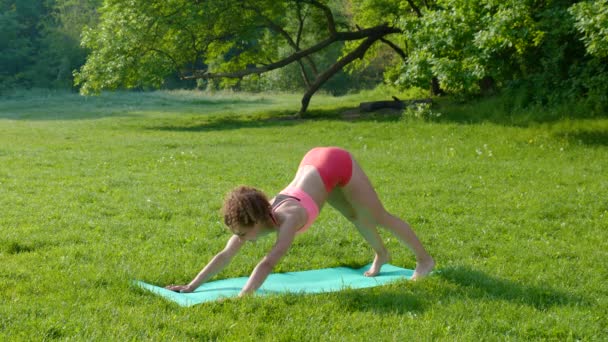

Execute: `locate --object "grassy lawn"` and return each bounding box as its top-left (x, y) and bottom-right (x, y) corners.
top-left (1, 89), bottom-right (607, 340)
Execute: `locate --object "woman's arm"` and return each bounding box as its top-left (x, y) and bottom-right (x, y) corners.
top-left (166, 235), bottom-right (245, 292)
top-left (239, 226), bottom-right (297, 296)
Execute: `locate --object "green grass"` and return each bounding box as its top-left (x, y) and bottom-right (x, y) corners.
top-left (1, 89), bottom-right (607, 340)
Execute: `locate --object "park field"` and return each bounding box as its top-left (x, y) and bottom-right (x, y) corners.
top-left (1, 89), bottom-right (607, 340)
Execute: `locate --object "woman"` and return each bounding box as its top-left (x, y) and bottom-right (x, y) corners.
top-left (166, 147), bottom-right (434, 296)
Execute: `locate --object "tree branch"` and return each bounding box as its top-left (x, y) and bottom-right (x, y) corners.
top-left (149, 48), bottom-right (182, 75)
top-left (300, 0), bottom-right (337, 37)
top-left (405, 0), bottom-right (423, 17)
top-left (295, 2), bottom-right (305, 47)
top-left (380, 37), bottom-right (407, 60)
top-left (295, 3), bottom-right (318, 76)
top-left (299, 34), bottom-right (385, 114)
top-left (243, 4), bottom-right (318, 80)
top-left (184, 25), bottom-right (400, 80)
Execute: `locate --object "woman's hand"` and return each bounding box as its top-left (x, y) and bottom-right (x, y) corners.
top-left (165, 284), bottom-right (194, 293)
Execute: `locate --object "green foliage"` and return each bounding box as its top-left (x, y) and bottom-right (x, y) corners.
top-left (398, 0), bottom-right (543, 94)
top-left (33, 0), bottom-right (101, 88)
top-left (402, 102), bottom-right (442, 121)
top-left (570, 0), bottom-right (608, 58)
top-left (239, 2), bottom-right (379, 96)
top-left (75, 0), bottom-right (295, 94)
top-left (345, 0), bottom-right (408, 85)
top-left (76, 0), bottom-right (196, 93)
top-left (0, 0), bottom-right (100, 90)
top-left (390, 0), bottom-right (608, 113)
top-left (507, 1), bottom-right (608, 114)
top-left (2, 0), bottom-right (606, 116)
top-left (75, 0), bottom-right (385, 96)
top-left (0, 0), bottom-right (46, 89)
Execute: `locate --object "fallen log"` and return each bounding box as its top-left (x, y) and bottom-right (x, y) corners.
top-left (359, 97), bottom-right (432, 112)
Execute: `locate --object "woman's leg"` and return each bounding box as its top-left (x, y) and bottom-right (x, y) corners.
top-left (340, 157), bottom-right (435, 279)
top-left (328, 189), bottom-right (391, 276)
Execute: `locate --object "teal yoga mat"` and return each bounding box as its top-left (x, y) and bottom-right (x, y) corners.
top-left (136, 264), bottom-right (413, 307)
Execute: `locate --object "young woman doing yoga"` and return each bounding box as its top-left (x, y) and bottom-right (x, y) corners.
top-left (166, 147), bottom-right (434, 296)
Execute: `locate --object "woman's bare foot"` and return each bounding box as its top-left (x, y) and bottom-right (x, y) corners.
top-left (364, 252), bottom-right (391, 277)
top-left (411, 256), bottom-right (435, 280)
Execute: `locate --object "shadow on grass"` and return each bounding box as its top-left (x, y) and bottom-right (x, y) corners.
top-left (557, 129), bottom-right (608, 147)
top-left (325, 264), bottom-right (588, 313)
top-left (333, 286), bottom-right (425, 314)
top-left (148, 112), bottom-right (302, 132)
top-left (147, 107), bottom-right (402, 132)
top-left (145, 100), bottom-right (608, 134)
top-left (437, 266), bottom-right (590, 310)
top-left (431, 95), bottom-right (608, 128)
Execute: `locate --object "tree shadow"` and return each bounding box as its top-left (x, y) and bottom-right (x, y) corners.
top-left (322, 264), bottom-right (589, 314)
top-left (309, 107), bottom-right (403, 123)
top-left (332, 286), bottom-right (426, 314)
top-left (145, 99), bottom-right (608, 132)
top-left (557, 129), bottom-right (608, 147)
top-left (430, 96), bottom-right (608, 128)
top-left (146, 106), bottom-right (402, 132)
top-left (436, 265), bottom-right (590, 310)
top-left (147, 112), bottom-right (304, 132)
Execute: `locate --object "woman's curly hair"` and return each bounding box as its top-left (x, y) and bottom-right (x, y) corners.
top-left (222, 186), bottom-right (271, 230)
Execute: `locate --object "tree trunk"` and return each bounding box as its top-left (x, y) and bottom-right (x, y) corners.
top-left (297, 60), bottom-right (311, 88)
top-left (299, 36), bottom-right (381, 116)
top-left (431, 77), bottom-right (444, 96)
top-left (479, 76), bottom-right (496, 96)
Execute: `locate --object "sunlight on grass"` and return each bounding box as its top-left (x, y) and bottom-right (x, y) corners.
top-left (0, 90), bottom-right (606, 340)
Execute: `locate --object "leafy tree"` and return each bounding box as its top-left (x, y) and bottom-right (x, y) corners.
top-left (567, 0), bottom-right (608, 112)
top-left (74, 0), bottom-right (608, 115)
top-left (504, 0), bottom-right (608, 112)
top-left (395, 0), bottom-right (544, 96)
top-left (32, 0), bottom-right (102, 88)
top-left (570, 0), bottom-right (608, 58)
top-left (0, 0), bottom-right (46, 89)
top-left (0, 0), bottom-right (100, 90)
top-left (392, 0), bottom-right (607, 112)
top-left (75, 0), bottom-right (410, 115)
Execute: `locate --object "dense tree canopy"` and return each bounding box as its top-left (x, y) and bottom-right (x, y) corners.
top-left (357, 0), bottom-right (607, 110)
top-left (0, 0), bottom-right (100, 89)
top-left (0, 0), bottom-right (47, 88)
top-left (397, 1), bottom-right (545, 94)
top-left (74, 0), bottom-right (409, 113)
top-left (1, 0), bottom-right (606, 115)
top-left (570, 0), bottom-right (608, 58)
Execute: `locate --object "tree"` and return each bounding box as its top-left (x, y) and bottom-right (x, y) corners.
top-left (75, 0), bottom-right (608, 115)
top-left (0, 0), bottom-right (46, 89)
top-left (33, 0), bottom-right (102, 88)
top-left (570, 0), bottom-right (608, 58)
top-left (568, 0), bottom-right (608, 112)
top-left (394, 0), bottom-right (545, 96)
top-left (0, 0), bottom-right (101, 90)
top-left (393, 0), bottom-right (607, 111)
top-left (75, 0), bottom-right (415, 115)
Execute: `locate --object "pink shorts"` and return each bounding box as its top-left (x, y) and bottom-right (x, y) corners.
top-left (299, 147), bottom-right (353, 192)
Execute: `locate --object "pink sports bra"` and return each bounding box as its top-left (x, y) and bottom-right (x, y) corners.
top-left (271, 186), bottom-right (320, 234)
